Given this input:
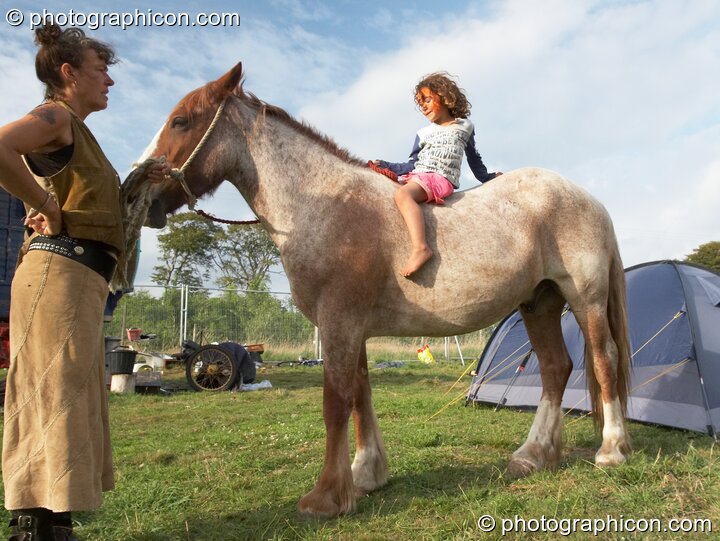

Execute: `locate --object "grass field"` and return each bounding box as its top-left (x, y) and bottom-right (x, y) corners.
top-left (1, 361), bottom-right (718, 540)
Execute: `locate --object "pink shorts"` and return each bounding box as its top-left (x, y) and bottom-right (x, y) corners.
top-left (398, 172), bottom-right (455, 204)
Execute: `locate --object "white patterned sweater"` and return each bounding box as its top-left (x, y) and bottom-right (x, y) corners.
top-left (411, 118), bottom-right (475, 187)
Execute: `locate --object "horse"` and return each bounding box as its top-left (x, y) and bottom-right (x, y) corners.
top-left (138, 63), bottom-right (632, 518)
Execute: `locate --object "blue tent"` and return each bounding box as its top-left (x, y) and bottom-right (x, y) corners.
top-left (466, 261), bottom-right (720, 435)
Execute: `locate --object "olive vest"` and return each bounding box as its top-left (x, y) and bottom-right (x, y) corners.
top-left (25, 102), bottom-right (124, 252)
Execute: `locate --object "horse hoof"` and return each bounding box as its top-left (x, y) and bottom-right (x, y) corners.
top-left (352, 475), bottom-right (387, 497)
top-left (351, 464), bottom-right (388, 496)
top-left (594, 438), bottom-right (630, 468)
top-left (594, 450), bottom-right (627, 468)
top-left (297, 488), bottom-right (355, 519)
top-left (354, 485), bottom-right (370, 498)
top-left (297, 498), bottom-right (342, 519)
top-left (507, 456), bottom-right (540, 478)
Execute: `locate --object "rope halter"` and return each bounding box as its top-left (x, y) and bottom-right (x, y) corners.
top-left (170, 97), bottom-right (228, 211)
top-left (148, 96), bottom-right (259, 225)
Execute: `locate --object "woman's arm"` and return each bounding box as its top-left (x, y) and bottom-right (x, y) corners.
top-left (0, 103), bottom-right (71, 234)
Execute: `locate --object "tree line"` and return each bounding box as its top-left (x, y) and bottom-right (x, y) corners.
top-left (107, 287), bottom-right (315, 351)
top-left (150, 212), bottom-right (282, 290)
top-left (105, 212), bottom-right (313, 350)
top-left (685, 241), bottom-right (720, 273)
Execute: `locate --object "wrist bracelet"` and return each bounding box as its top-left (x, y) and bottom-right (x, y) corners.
top-left (28, 192), bottom-right (53, 219)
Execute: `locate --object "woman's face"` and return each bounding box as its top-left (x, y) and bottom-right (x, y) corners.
top-left (67, 48), bottom-right (114, 113)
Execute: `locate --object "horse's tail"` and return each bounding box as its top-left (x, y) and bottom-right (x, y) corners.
top-left (585, 242), bottom-right (631, 432)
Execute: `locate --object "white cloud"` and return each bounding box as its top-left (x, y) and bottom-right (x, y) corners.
top-left (2, 0), bottom-right (719, 289)
top-left (697, 160), bottom-right (720, 206)
top-left (0, 26), bottom-right (44, 117)
top-left (268, 0), bottom-right (335, 23)
top-left (297, 0), bottom-right (720, 269)
top-left (367, 7), bottom-right (393, 30)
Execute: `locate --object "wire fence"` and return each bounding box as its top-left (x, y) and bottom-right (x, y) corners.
top-left (104, 284), bottom-right (492, 363)
top-left (105, 285), bottom-right (314, 351)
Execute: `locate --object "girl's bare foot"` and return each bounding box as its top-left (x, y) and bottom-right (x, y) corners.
top-left (401, 246), bottom-right (432, 277)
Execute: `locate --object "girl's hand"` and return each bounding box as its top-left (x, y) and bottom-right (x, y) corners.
top-left (368, 160), bottom-right (398, 182)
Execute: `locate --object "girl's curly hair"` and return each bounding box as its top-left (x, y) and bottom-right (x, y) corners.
top-left (34, 22), bottom-right (117, 100)
top-left (414, 71), bottom-right (471, 118)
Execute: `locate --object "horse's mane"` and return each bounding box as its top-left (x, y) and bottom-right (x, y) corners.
top-left (177, 83), bottom-right (223, 123)
top-left (175, 75), bottom-right (365, 168)
top-left (235, 88), bottom-right (366, 167)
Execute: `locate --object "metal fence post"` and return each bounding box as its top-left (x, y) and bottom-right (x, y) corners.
top-left (314, 326), bottom-right (322, 360)
top-left (454, 335), bottom-right (466, 366)
top-left (179, 284), bottom-right (188, 346)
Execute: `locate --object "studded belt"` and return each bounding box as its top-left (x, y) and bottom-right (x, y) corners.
top-left (28, 234), bottom-right (117, 283)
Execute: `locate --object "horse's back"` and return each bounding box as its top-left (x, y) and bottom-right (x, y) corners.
top-left (368, 167), bottom-right (619, 335)
top-left (448, 167), bottom-right (615, 259)
top-left (454, 167), bottom-right (619, 306)
top-left (435, 166), bottom-right (613, 258)
top-left (453, 167), bottom-right (606, 219)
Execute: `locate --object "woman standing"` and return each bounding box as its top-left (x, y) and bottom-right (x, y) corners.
top-left (0, 23), bottom-right (166, 540)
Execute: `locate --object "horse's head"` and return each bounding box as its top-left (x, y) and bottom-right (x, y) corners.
top-left (143, 63), bottom-right (243, 228)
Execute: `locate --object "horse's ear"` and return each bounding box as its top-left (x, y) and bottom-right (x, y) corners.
top-left (228, 62), bottom-right (243, 90)
top-left (208, 63), bottom-right (243, 99)
top-left (214, 62), bottom-right (243, 96)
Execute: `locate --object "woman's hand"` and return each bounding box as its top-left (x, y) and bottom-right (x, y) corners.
top-left (145, 161), bottom-right (172, 183)
top-left (24, 194), bottom-right (62, 235)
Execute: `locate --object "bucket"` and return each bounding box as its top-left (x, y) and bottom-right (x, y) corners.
top-left (105, 336), bottom-right (121, 353)
top-left (126, 328), bottom-right (142, 341)
top-left (107, 348), bottom-right (138, 374)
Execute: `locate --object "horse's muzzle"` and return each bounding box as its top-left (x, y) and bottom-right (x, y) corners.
top-left (146, 199), bottom-right (167, 229)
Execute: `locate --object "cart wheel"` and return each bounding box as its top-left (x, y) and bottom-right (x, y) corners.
top-left (186, 345), bottom-right (238, 392)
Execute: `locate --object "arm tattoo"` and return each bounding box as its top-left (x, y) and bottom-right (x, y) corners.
top-left (29, 106), bottom-right (57, 125)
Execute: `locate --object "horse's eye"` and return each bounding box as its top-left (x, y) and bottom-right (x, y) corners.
top-left (170, 116), bottom-right (188, 129)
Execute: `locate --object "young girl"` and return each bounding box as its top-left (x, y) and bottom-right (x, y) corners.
top-left (371, 72), bottom-right (501, 277)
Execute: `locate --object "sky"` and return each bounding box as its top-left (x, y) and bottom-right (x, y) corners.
top-left (1, 0), bottom-right (718, 292)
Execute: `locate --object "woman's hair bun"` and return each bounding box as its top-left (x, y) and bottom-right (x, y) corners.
top-left (34, 23), bottom-right (63, 47)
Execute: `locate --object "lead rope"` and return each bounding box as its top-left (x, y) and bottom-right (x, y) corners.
top-left (169, 97), bottom-right (260, 225)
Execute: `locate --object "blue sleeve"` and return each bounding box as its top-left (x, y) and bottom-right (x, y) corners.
top-left (376, 135), bottom-right (420, 176)
top-left (466, 130), bottom-right (496, 183)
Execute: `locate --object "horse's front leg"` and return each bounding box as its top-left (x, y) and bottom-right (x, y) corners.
top-left (351, 342), bottom-right (388, 496)
top-left (297, 328), bottom-right (362, 518)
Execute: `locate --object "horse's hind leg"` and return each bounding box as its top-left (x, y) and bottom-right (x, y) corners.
top-left (509, 288), bottom-right (572, 477)
top-left (575, 304), bottom-right (631, 467)
top-left (351, 342), bottom-right (388, 495)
